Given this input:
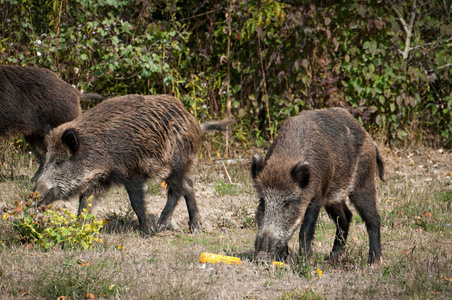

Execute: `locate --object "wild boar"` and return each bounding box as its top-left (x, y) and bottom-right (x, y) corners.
top-left (0, 65), bottom-right (103, 181)
top-left (251, 107), bottom-right (384, 265)
top-left (34, 94), bottom-right (231, 235)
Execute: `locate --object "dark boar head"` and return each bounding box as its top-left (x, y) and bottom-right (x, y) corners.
top-left (34, 126), bottom-right (106, 206)
top-left (251, 153), bottom-right (312, 262)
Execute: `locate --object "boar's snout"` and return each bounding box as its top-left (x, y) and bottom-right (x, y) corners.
top-left (254, 231), bottom-right (289, 262)
top-left (34, 179), bottom-right (57, 206)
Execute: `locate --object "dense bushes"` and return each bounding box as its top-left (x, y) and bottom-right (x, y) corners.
top-left (1, 0), bottom-right (451, 148)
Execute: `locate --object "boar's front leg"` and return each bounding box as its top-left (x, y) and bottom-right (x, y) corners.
top-left (325, 200), bottom-right (353, 261)
top-left (125, 179), bottom-right (152, 236)
top-left (26, 134), bottom-right (46, 182)
top-left (299, 201), bottom-right (321, 257)
top-left (77, 194), bottom-right (89, 216)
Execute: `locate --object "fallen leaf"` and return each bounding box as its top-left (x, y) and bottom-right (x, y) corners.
top-left (84, 293), bottom-right (95, 299)
top-left (15, 201), bottom-right (27, 213)
top-left (19, 289), bottom-right (30, 296)
top-left (78, 260), bottom-right (90, 267)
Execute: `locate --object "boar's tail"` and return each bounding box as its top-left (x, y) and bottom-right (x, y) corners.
top-left (80, 93), bottom-right (106, 102)
top-left (201, 119), bottom-right (234, 132)
top-left (375, 144), bottom-right (385, 181)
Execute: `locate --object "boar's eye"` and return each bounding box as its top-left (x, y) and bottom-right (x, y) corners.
top-left (282, 199), bottom-right (298, 209)
top-left (54, 159), bottom-right (64, 167)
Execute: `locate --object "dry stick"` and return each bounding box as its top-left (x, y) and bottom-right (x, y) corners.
top-left (221, 161), bottom-right (233, 184)
top-left (131, 3), bottom-right (147, 44)
top-left (257, 31), bottom-right (273, 141)
top-left (225, 0), bottom-right (232, 158)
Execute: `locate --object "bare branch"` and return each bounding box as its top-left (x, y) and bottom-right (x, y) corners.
top-left (429, 62), bottom-right (452, 72)
top-left (411, 36), bottom-right (452, 51)
top-left (388, 0), bottom-right (418, 69)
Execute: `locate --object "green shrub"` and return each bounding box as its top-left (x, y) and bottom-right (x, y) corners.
top-left (1, 0), bottom-right (450, 148)
top-left (5, 195), bottom-right (103, 250)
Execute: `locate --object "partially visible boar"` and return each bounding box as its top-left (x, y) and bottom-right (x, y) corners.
top-left (0, 65), bottom-right (103, 180)
top-left (251, 108), bottom-right (384, 265)
top-left (34, 94), bottom-right (231, 235)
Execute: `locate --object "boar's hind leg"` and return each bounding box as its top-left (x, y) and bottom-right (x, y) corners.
top-left (125, 179), bottom-right (152, 236)
top-left (349, 183), bottom-right (382, 265)
top-left (299, 201), bottom-right (321, 257)
top-left (157, 175), bottom-right (201, 233)
top-left (325, 200), bottom-right (353, 261)
top-left (156, 174), bottom-right (184, 232)
top-left (182, 177), bottom-right (201, 233)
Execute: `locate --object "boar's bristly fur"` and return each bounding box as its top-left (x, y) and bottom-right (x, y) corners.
top-left (251, 107), bottom-right (384, 265)
top-left (0, 65), bottom-right (102, 181)
top-left (34, 94), bottom-right (230, 235)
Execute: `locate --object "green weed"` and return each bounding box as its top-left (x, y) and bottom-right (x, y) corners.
top-left (214, 179), bottom-right (239, 196)
top-left (5, 195), bottom-right (103, 250)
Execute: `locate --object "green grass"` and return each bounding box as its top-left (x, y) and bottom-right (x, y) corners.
top-left (214, 179), bottom-right (239, 196)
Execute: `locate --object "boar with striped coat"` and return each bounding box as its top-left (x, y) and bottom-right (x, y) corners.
top-left (34, 94), bottom-right (230, 235)
top-left (251, 107), bottom-right (384, 264)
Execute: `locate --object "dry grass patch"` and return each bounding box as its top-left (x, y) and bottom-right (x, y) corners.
top-left (1, 144), bottom-right (451, 299)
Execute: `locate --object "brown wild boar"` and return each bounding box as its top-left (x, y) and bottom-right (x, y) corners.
top-left (251, 107), bottom-right (384, 265)
top-left (34, 94), bottom-right (231, 235)
top-left (0, 65), bottom-right (103, 180)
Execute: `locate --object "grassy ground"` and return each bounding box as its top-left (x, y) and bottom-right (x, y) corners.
top-left (0, 140), bottom-right (451, 299)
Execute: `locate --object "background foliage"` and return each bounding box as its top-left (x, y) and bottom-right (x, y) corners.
top-left (1, 0), bottom-right (451, 149)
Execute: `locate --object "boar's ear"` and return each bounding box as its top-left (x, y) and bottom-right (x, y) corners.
top-left (291, 162), bottom-right (310, 189)
top-left (251, 153), bottom-right (264, 179)
top-left (62, 128), bottom-right (79, 155)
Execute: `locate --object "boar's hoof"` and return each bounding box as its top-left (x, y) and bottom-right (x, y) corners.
top-left (153, 223), bottom-right (168, 233)
top-left (326, 251), bottom-right (342, 263)
top-left (189, 226), bottom-right (199, 234)
top-left (188, 221), bottom-right (201, 234)
top-left (140, 226), bottom-right (153, 237)
top-left (367, 251), bottom-right (382, 265)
